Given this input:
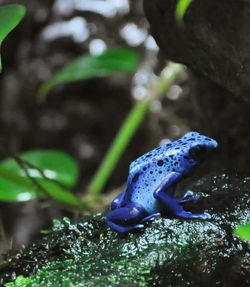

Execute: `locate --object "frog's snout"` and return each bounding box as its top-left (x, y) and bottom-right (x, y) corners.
top-left (211, 139), bottom-right (218, 149)
top-left (205, 138), bottom-right (219, 156)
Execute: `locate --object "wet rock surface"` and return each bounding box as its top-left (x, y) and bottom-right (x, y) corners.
top-left (1, 173), bottom-right (249, 286)
top-left (143, 0), bottom-right (250, 172)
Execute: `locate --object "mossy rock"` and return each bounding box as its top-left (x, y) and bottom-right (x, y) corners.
top-left (1, 173), bottom-right (250, 286)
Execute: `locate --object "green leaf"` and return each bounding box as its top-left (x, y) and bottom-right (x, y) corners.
top-left (38, 48), bottom-right (139, 101)
top-left (235, 224), bottom-right (250, 241)
top-left (0, 4), bottom-right (26, 72)
top-left (1, 150), bottom-right (79, 187)
top-left (175, 0), bottom-right (193, 24)
top-left (0, 167), bottom-right (38, 202)
top-left (0, 150), bottom-right (81, 207)
top-left (37, 179), bottom-right (82, 208)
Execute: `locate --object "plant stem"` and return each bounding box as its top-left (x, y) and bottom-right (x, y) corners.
top-left (86, 62), bottom-right (184, 199)
top-left (87, 100), bottom-right (149, 199)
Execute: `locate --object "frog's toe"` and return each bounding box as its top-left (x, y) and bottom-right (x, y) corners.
top-left (106, 220), bottom-right (144, 233)
top-left (176, 211), bottom-right (192, 219)
top-left (200, 212), bottom-right (211, 220)
top-left (176, 211), bottom-right (211, 220)
top-left (176, 191), bottom-right (200, 204)
top-left (141, 213), bottom-right (161, 223)
top-left (183, 190), bottom-right (194, 197)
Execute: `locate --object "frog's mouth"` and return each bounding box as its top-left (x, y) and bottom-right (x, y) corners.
top-left (189, 141), bottom-right (218, 162)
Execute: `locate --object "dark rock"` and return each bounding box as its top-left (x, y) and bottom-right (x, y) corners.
top-left (1, 173), bottom-right (250, 286)
top-left (143, 0), bottom-right (250, 100)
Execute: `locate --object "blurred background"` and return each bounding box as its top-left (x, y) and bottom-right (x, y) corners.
top-left (0, 0), bottom-right (201, 252)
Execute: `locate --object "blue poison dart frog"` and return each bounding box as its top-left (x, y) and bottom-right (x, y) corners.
top-left (105, 131), bottom-right (218, 233)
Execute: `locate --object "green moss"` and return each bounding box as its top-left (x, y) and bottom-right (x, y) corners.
top-left (4, 275), bottom-right (30, 287)
top-left (23, 257), bottom-right (151, 287)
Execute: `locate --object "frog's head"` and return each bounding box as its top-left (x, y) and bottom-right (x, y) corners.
top-left (173, 131), bottom-right (218, 174)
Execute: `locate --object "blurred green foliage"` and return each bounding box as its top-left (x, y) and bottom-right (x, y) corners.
top-left (38, 48), bottom-right (139, 101)
top-left (1, 150), bottom-right (79, 187)
top-left (0, 150), bottom-right (82, 209)
top-left (0, 3), bottom-right (184, 212)
top-left (175, 0), bottom-right (193, 24)
top-left (4, 275), bottom-right (30, 287)
top-left (235, 224), bottom-right (250, 241)
top-left (0, 45), bottom-right (183, 208)
top-left (0, 4), bottom-right (25, 72)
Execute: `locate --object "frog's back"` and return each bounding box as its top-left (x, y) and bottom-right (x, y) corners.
top-left (127, 143), bottom-right (176, 214)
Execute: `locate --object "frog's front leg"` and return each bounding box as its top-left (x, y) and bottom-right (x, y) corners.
top-left (106, 203), bottom-right (150, 233)
top-left (153, 172), bottom-right (210, 220)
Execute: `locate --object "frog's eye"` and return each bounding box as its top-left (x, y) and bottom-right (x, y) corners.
top-left (188, 145), bottom-right (207, 160)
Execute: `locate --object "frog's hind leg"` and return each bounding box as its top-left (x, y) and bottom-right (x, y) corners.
top-left (111, 191), bottom-right (126, 210)
top-left (106, 203), bottom-right (148, 233)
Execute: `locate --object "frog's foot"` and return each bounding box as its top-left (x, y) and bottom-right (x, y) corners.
top-left (176, 190), bottom-right (200, 204)
top-left (176, 211), bottom-right (211, 220)
top-left (141, 213), bottom-right (161, 223)
top-left (106, 221), bottom-right (144, 233)
top-left (154, 186), bottom-right (210, 220)
top-left (106, 203), bottom-right (148, 233)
